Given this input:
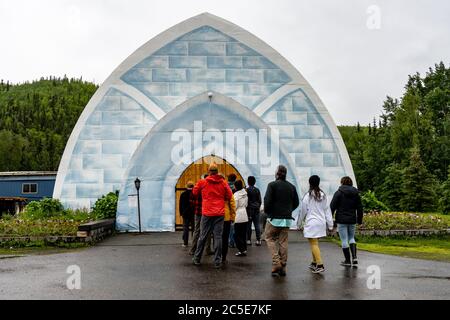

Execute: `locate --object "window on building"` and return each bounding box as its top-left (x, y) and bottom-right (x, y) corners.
top-left (22, 183), bottom-right (38, 194)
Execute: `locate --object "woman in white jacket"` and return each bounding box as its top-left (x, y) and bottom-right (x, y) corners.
top-left (233, 180), bottom-right (248, 256)
top-left (297, 175), bottom-right (334, 273)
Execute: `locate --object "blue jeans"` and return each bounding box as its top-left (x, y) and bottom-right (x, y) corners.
top-left (229, 223), bottom-right (236, 246)
top-left (337, 224), bottom-right (356, 248)
top-left (246, 207), bottom-right (261, 241)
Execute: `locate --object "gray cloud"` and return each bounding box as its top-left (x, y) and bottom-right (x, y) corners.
top-left (1, 0), bottom-right (449, 125)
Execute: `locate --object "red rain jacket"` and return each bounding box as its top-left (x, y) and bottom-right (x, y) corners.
top-left (192, 174), bottom-right (233, 216)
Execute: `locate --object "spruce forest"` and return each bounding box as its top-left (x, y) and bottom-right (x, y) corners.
top-left (0, 63), bottom-right (449, 213)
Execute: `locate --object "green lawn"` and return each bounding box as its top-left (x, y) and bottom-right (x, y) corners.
top-left (330, 235), bottom-right (450, 262)
top-left (0, 245), bottom-right (88, 257)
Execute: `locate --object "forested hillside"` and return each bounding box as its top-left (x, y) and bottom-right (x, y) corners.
top-left (0, 62), bottom-right (448, 213)
top-left (339, 62), bottom-right (449, 213)
top-left (0, 77), bottom-right (98, 171)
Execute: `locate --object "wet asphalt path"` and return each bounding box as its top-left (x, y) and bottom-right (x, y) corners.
top-left (0, 232), bottom-right (449, 299)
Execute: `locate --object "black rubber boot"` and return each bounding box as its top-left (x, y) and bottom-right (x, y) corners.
top-left (340, 248), bottom-right (352, 266)
top-left (350, 243), bottom-right (358, 267)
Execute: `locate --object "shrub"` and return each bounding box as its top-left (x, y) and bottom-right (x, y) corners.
top-left (20, 198), bottom-right (96, 221)
top-left (1, 213), bottom-right (14, 221)
top-left (439, 168), bottom-right (450, 215)
top-left (361, 212), bottom-right (448, 230)
top-left (0, 219), bottom-right (82, 237)
top-left (91, 192), bottom-right (118, 220)
top-left (21, 198), bottom-right (65, 220)
top-left (361, 190), bottom-right (389, 211)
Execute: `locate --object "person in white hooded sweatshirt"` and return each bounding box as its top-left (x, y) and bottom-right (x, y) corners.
top-left (233, 180), bottom-right (249, 256)
top-left (297, 175), bottom-right (334, 273)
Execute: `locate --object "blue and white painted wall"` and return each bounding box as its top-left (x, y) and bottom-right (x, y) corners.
top-left (54, 13), bottom-right (355, 232)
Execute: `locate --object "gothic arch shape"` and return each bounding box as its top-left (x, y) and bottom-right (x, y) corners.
top-left (116, 92), bottom-right (298, 232)
top-left (53, 13), bottom-right (355, 230)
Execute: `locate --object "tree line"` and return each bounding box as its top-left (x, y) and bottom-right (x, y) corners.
top-left (0, 63), bottom-right (448, 213)
top-left (0, 76), bottom-right (98, 171)
top-left (339, 62), bottom-right (449, 214)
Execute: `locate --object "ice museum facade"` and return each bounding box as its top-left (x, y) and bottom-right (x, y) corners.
top-left (53, 13), bottom-right (355, 232)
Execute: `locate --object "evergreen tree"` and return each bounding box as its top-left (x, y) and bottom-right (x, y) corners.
top-left (379, 164), bottom-right (405, 211)
top-left (400, 147), bottom-right (437, 212)
top-left (438, 165), bottom-right (450, 214)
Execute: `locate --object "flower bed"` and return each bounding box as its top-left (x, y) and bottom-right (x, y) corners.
top-left (360, 212), bottom-right (449, 231)
top-left (0, 218), bottom-right (86, 237)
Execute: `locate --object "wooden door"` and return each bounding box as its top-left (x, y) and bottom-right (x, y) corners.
top-left (175, 156), bottom-right (245, 229)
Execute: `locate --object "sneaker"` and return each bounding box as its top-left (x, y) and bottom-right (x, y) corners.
top-left (182, 244), bottom-right (187, 248)
top-left (255, 240), bottom-right (262, 246)
top-left (246, 240), bottom-right (252, 245)
top-left (228, 243), bottom-right (235, 248)
top-left (235, 251), bottom-right (247, 257)
top-left (214, 262), bottom-right (223, 269)
top-left (312, 265), bottom-right (325, 273)
top-left (192, 258), bottom-right (201, 266)
top-left (340, 260), bottom-right (352, 267)
top-left (308, 262), bottom-right (317, 271)
top-left (352, 259), bottom-right (358, 268)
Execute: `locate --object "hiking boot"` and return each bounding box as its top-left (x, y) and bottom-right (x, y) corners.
top-left (309, 262), bottom-right (317, 271)
top-left (279, 264), bottom-right (287, 277)
top-left (340, 248), bottom-right (352, 266)
top-left (192, 258), bottom-right (201, 266)
top-left (271, 264), bottom-right (282, 277)
top-left (312, 264), bottom-right (325, 273)
top-left (350, 243), bottom-right (358, 267)
top-left (255, 240), bottom-right (262, 246)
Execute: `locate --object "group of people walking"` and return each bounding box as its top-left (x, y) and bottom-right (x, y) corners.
top-left (179, 163), bottom-right (263, 268)
top-left (179, 163), bottom-right (363, 275)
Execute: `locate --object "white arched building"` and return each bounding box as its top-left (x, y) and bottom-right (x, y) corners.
top-left (54, 13), bottom-right (355, 232)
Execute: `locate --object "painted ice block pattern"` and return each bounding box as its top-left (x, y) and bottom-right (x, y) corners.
top-left (121, 26), bottom-right (291, 113)
top-left (116, 96), bottom-right (297, 232)
top-left (261, 89), bottom-right (348, 199)
top-left (54, 13), bottom-right (355, 232)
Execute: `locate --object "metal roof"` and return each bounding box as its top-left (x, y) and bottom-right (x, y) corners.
top-left (0, 171), bottom-right (57, 177)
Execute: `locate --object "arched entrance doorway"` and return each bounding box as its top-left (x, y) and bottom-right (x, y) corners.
top-left (175, 155), bottom-right (245, 229)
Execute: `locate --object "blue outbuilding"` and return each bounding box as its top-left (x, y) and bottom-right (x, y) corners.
top-left (0, 172), bottom-right (57, 216)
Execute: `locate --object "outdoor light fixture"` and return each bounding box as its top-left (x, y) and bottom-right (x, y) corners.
top-left (134, 177), bottom-right (141, 190)
top-left (134, 177), bottom-right (142, 233)
top-left (208, 92), bottom-right (213, 101)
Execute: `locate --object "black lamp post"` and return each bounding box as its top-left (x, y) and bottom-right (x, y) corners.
top-left (134, 178), bottom-right (142, 233)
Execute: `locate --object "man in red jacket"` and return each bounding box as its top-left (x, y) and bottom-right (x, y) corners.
top-left (192, 163), bottom-right (233, 268)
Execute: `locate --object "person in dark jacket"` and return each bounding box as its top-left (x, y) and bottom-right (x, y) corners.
top-left (330, 176), bottom-right (364, 267)
top-left (246, 176), bottom-right (262, 246)
top-left (227, 173), bottom-right (237, 248)
top-left (264, 165), bottom-right (300, 277)
top-left (188, 190), bottom-right (203, 255)
top-left (179, 181), bottom-right (195, 247)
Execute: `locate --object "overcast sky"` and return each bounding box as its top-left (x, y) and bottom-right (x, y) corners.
top-left (1, 0), bottom-right (449, 125)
